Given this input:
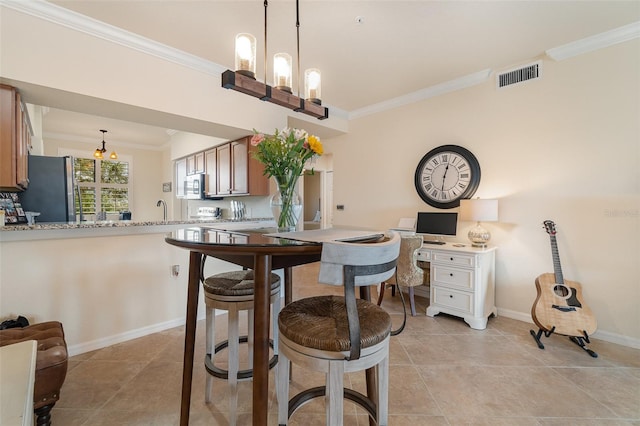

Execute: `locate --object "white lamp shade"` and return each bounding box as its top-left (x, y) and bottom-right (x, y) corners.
top-left (459, 199), bottom-right (498, 222)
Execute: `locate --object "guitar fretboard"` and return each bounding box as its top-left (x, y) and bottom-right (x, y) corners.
top-left (549, 235), bottom-right (564, 285)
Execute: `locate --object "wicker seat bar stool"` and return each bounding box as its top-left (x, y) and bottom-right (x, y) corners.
top-left (202, 266), bottom-right (281, 426)
top-left (277, 232), bottom-right (401, 426)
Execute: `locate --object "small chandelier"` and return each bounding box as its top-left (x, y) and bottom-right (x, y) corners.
top-left (94, 129), bottom-right (117, 160)
top-left (221, 0), bottom-right (328, 120)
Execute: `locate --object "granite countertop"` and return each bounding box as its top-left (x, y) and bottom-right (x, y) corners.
top-left (0, 218), bottom-right (276, 242)
top-left (0, 218), bottom-right (273, 232)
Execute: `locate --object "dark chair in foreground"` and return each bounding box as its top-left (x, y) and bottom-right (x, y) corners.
top-left (0, 321), bottom-right (68, 426)
top-left (277, 232), bottom-right (401, 426)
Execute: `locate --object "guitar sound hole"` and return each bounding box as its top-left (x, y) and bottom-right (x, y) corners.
top-left (553, 285), bottom-right (569, 298)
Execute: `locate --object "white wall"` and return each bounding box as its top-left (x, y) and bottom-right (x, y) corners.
top-left (0, 3), bottom-right (637, 347)
top-left (326, 41), bottom-right (640, 345)
top-left (0, 230), bottom-right (244, 355)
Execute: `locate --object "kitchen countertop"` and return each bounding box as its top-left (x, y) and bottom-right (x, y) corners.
top-left (0, 218), bottom-right (275, 242)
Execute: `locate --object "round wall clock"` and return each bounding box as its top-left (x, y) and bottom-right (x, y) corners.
top-left (414, 144), bottom-right (481, 209)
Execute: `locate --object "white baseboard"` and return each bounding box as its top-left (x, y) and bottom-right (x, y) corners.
top-left (67, 301), bottom-right (639, 356)
top-left (67, 311), bottom-right (207, 357)
top-left (497, 307), bottom-right (640, 349)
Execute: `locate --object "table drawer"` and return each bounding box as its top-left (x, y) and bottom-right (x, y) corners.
top-left (431, 265), bottom-right (474, 290)
top-left (416, 249), bottom-right (431, 262)
top-left (432, 286), bottom-right (473, 314)
top-left (432, 252), bottom-right (475, 267)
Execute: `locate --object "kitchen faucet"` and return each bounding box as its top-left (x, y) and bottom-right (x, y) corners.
top-left (156, 199), bottom-right (167, 221)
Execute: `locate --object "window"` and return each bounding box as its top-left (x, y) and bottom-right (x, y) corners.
top-left (59, 149), bottom-right (133, 217)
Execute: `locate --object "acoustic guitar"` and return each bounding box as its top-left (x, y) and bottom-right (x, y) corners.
top-left (531, 220), bottom-right (597, 338)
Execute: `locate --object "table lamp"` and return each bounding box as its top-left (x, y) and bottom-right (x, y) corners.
top-left (459, 198), bottom-right (498, 247)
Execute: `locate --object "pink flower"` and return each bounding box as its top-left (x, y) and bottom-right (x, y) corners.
top-left (251, 133), bottom-right (265, 146)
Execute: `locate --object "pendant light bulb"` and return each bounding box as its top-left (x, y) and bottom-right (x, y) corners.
top-left (304, 68), bottom-right (322, 104)
top-left (273, 53), bottom-right (293, 93)
top-left (235, 33), bottom-right (256, 79)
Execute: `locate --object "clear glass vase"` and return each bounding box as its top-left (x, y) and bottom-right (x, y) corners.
top-left (270, 175), bottom-right (302, 232)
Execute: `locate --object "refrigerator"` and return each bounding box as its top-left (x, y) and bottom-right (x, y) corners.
top-left (19, 155), bottom-right (76, 223)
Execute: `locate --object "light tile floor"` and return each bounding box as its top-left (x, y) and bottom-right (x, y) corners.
top-left (53, 263), bottom-right (640, 425)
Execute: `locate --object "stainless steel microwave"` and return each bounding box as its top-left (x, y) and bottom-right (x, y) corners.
top-left (184, 173), bottom-right (205, 199)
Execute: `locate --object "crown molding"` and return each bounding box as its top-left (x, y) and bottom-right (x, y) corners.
top-left (546, 21), bottom-right (640, 61)
top-left (3, 1), bottom-right (638, 121)
top-left (0, 0), bottom-right (226, 76)
top-left (349, 69), bottom-right (492, 120)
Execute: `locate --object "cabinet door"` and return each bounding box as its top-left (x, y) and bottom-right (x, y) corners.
top-left (231, 139), bottom-right (248, 194)
top-left (15, 92), bottom-right (29, 189)
top-left (186, 155), bottom-right (196, 175)
top-left (195, 152), bottom-right (205, 173)
top-left (204, 148), bottom-right (217, 196)
top-left (175, 158), bottom-right (187, 198)
top-left (216, 143), bottom-right (232, 195)
top-left (0, 84), bottom-right (29, 191)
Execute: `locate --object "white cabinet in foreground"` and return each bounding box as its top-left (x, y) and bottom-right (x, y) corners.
top-left (419, 243), bottom-right (497, 330)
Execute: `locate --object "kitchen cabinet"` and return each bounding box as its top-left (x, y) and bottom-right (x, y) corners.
top-left (421, 243), bottom-right (497, 330)
top-left (216, 137), bottom-right (268, 196)
top-left (204, 148), bottom-right (217, 197)
top-left (186, 152), bottom-right (204, 175)
top-left (0, 84), bottom-right (30, 191)
top-left (175, 158), bottom-right (187, 198)
top-left (175, 136), bottom-right (268, 198)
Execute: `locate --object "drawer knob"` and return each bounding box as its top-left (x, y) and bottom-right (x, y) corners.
top-left (449, 273), bottom-right (454, 277)
top-left (450, 257), bottom-right (454, 261)
top-left (449, 295), bottom-right (453, 298)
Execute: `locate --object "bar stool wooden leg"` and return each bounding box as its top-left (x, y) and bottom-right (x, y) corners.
top-left (228, 306), bottom-right (240, 426)
top-left (277, 351), bottom-right (290, 424)
top-left (247, 308), bottom-right (254, 371)
top-left (205, 305), bottom-right (215, 403)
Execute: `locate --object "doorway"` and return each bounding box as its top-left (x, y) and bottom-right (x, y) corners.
top-left (300, 155), bottom-right (333, 230)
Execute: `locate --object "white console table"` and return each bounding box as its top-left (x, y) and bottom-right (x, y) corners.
top-left (419, 243), bottom-right (497, 330)
top-left (0, 340), bottom-right (37, 426)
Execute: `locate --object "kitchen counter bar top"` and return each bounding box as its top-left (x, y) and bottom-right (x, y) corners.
top-left (0, 218), bottom-right (274, 242)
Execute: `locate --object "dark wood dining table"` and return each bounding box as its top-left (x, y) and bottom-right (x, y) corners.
top-left (165, 226), bottom-right (323, 426)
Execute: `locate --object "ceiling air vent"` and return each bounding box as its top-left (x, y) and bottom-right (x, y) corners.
top-left (497, 61), bottom-right (542, 89)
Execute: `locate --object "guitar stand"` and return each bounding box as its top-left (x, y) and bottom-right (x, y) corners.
top-left (530, 327), bottom-right (598, 358)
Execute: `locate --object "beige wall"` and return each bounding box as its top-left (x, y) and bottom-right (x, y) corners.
top-left (326, 41), bottom-right (640, 344)
top-left (0, 3), bottom-right (638, 348)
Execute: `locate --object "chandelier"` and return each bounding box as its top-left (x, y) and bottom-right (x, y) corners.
top-left (221, 0), bottom-right (328, 120)
top-left (94, 129), bottom-right (117, 160)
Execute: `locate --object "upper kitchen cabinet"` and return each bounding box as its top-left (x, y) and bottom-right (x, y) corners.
top-left (0, 84), bottom-right (31, 191)
top-left (175, 137), bottom-right (268, 199)
top-left (186, 151), bottom-right (204, 175)
top-left (216, 137), bottom-right (268, 196)
top-left (204, 148), bottom-right (217, 197)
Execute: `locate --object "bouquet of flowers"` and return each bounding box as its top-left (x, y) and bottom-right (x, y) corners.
top-left (250, 127), bottom-right (323, 179)
top-left (251, 128), bottom-right (323, 230)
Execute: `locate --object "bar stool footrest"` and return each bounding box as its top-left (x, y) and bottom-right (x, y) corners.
top-left (286, 385), bottom-right (377, 422)
top-left (205, 335), bottom-right (277, 380)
